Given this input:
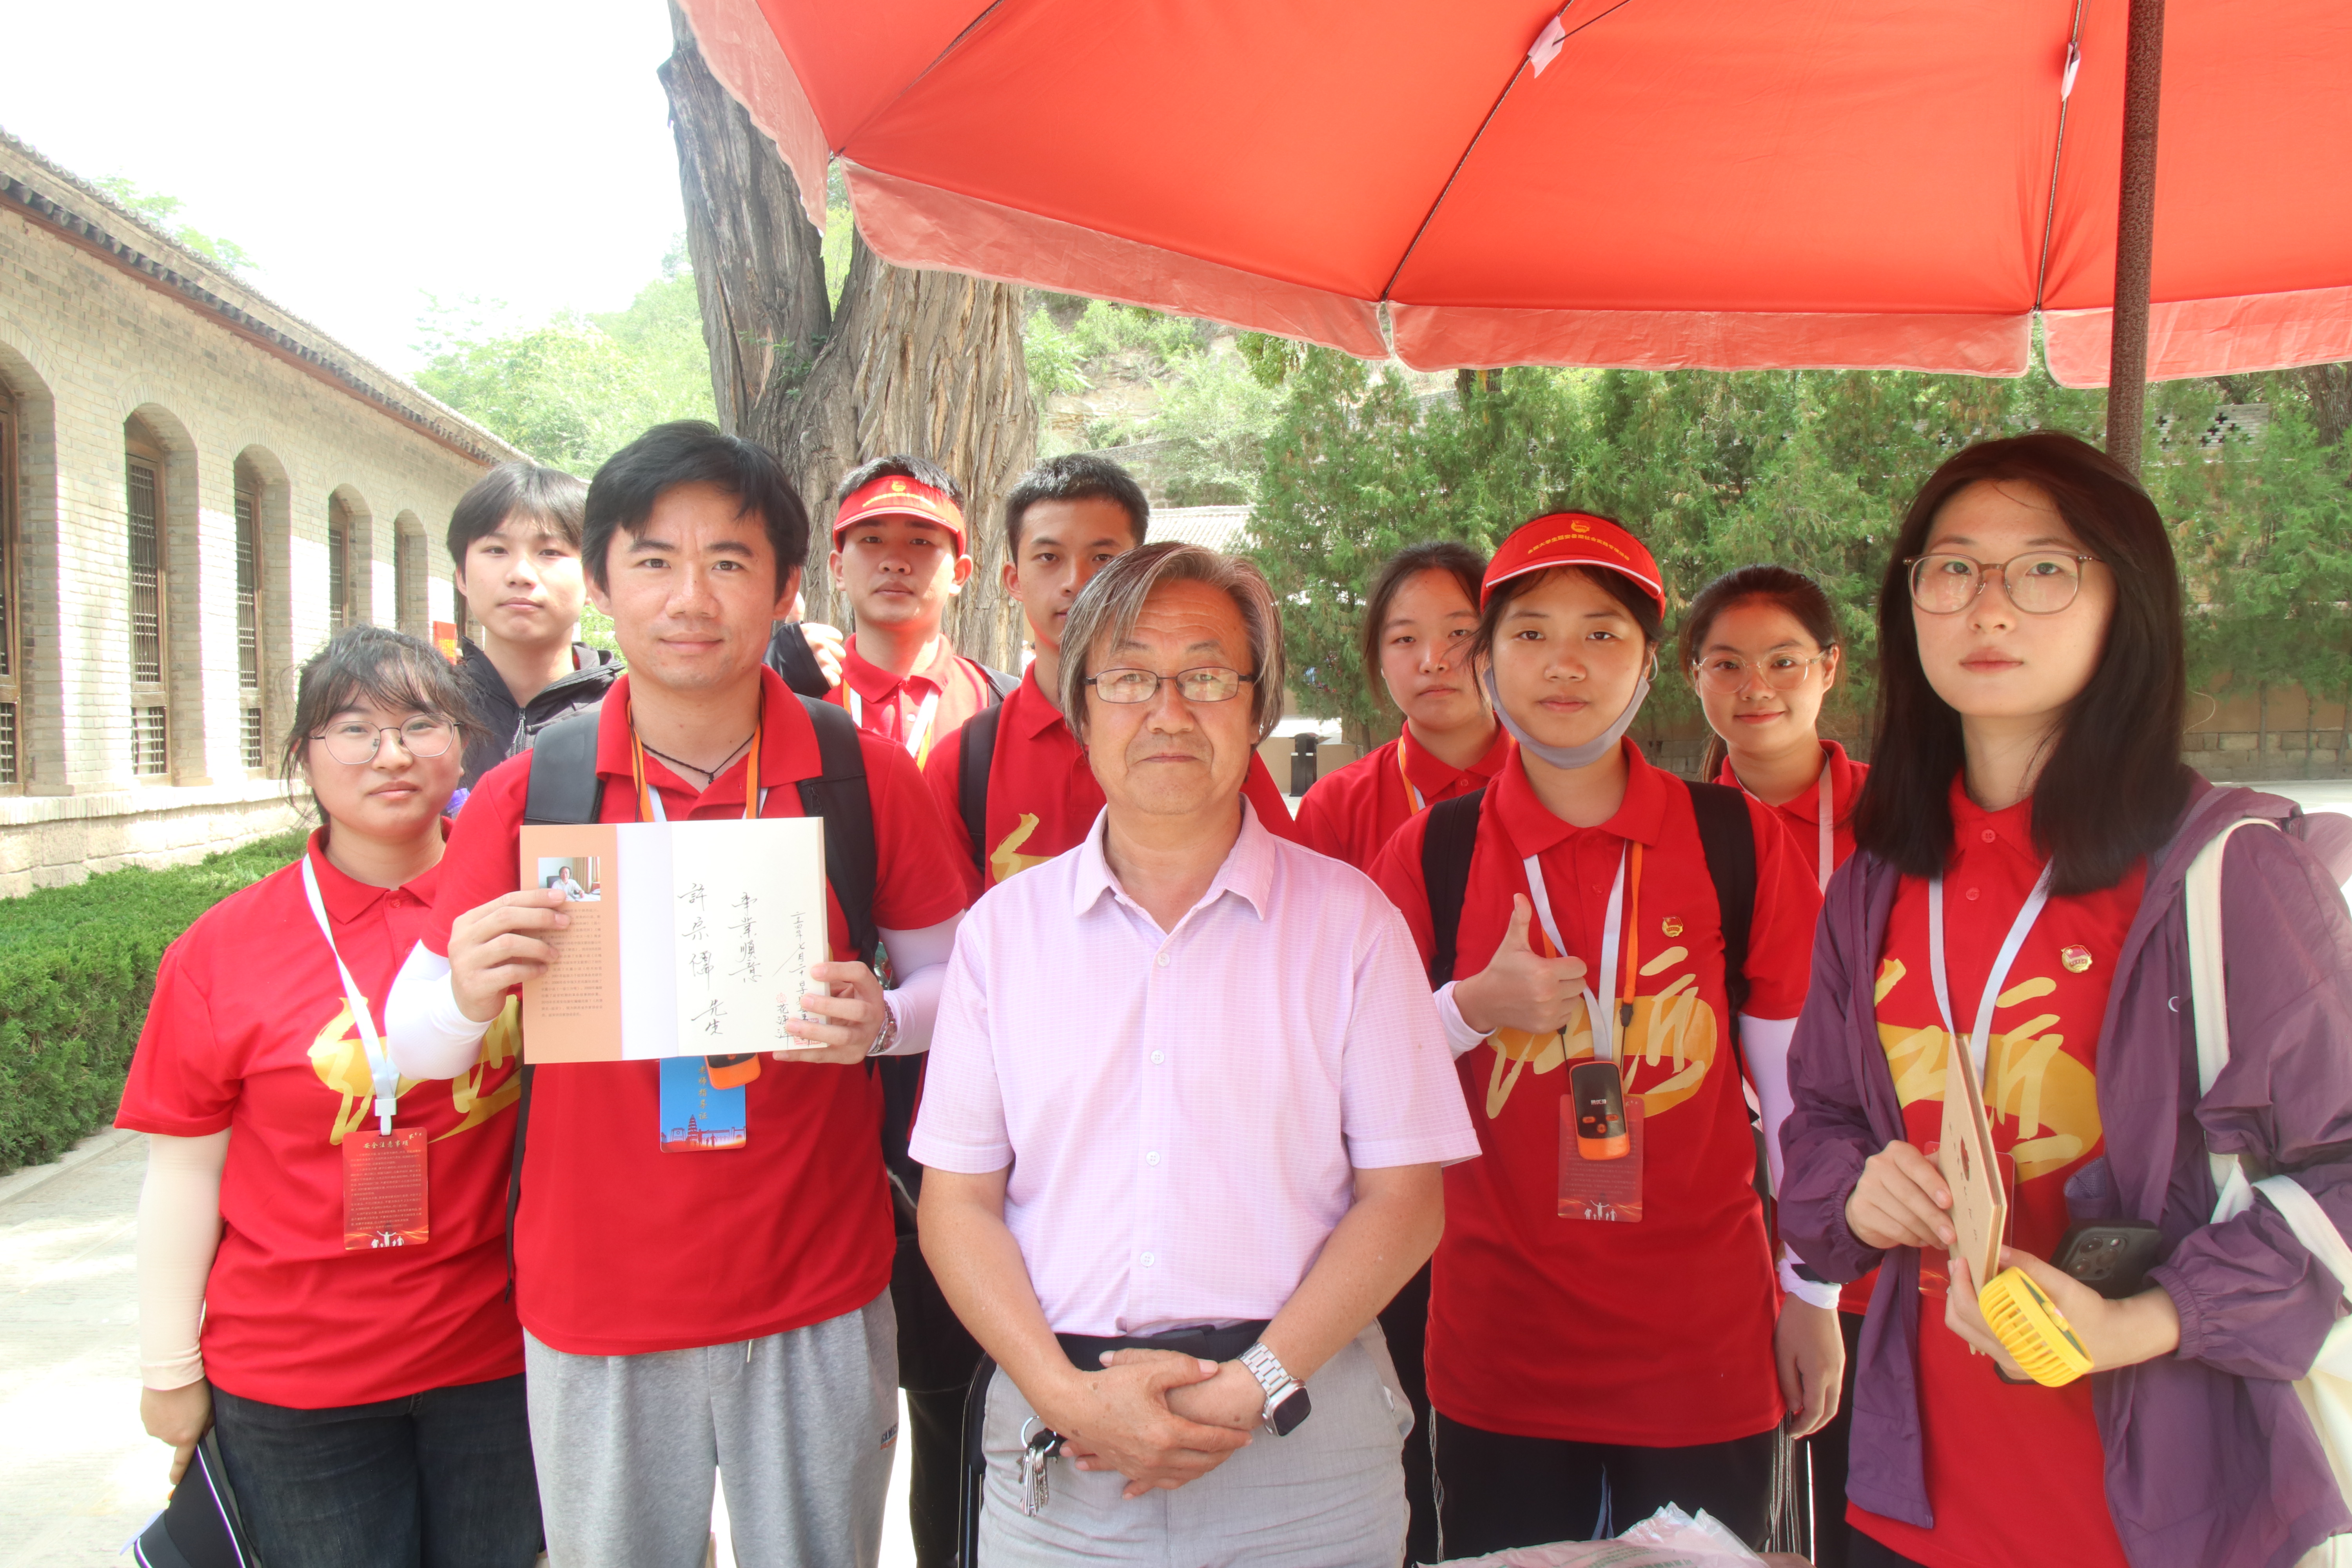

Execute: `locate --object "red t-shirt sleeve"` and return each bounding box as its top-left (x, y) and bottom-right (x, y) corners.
top-left (116, 930), bottom-right (238, 1136)
top-left (1292, 774), bottom-right (1348, 861)
top-left (1367, 809), bottom-right (1440, 970)
top-left (923, 723), bottom-right (979, 868)
top-left (420, 752), bottom-right (534, 958)
top-left (864, 733), bottom-right (980, 929)
top-left (1739, 792), bottom-right (1823, 1020)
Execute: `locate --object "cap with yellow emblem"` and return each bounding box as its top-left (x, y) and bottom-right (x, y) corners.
top-left (831, 473), bottom-right (969, 554)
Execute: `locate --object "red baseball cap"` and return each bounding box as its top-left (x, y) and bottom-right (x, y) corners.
top-left (1481, 513), bottom-right (1665, 612)
top-left (832, 473), bottom-right (968, 553)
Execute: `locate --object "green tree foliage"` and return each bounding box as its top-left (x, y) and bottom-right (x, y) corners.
top-left (95, 176), bottom-right (257, 274)
top-left (414, 246), bottom-right (718, 474)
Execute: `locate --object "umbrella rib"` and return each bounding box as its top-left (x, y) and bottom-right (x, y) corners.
top-left (838, 0), bottom-right (1011, 151)
top-left (2032, 0), bottom-right (2091, 313)
top-left (1379, 0), bottom-right (1641, 307)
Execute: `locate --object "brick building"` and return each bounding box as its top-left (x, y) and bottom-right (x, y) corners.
top-left (0, 131), bottom-right (520, 894)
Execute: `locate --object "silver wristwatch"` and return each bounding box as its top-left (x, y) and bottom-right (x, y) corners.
top-left (1239, 1341), bottom-right (1312, 1436)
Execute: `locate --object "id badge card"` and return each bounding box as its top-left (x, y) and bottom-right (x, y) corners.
top-left (659, 1054), bottom-right (748, 1151)
top-left (343, 1129), bottom-right (429, 1250)
top-left (1916, 1144), bottom-right (2019, 1298)
top-left (1559, 1075), bottom-right (1645, 1222)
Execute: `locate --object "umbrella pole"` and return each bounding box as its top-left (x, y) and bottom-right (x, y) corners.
top-left (2104, 0), bottom-right (2166, 475)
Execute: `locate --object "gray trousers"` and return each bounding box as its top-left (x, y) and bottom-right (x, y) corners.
top-left (523, 1293), bottom-right (897, 1568)
top-left (977, 1323), bottom-right (1414, 1567)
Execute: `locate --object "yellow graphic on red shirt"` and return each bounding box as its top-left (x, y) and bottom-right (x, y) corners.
top-left (1485, 943), bottom-right (1717, 1121)
top-left (989, 813), bottom-right (1053, 884)
top-left (1875, 960), bottom-right (2100, 1182)
top-left (309, 994), bottom-right (520, 1145)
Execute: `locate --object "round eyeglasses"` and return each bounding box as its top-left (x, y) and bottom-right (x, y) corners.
top-left (1690, 652), bottom-right (1832, 695)
top-left (1907, 552), bottom-right (2099, 616)
top-left (312, 716), bottom-right (457, 766)
top-left (1083, 666), bottom-right (1257, 705)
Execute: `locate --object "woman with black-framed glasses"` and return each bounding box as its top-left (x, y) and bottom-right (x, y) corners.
top-left (120, 625), bottom-right (543, 1567)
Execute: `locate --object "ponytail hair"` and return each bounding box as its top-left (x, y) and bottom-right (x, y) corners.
top-left (1679, 565), bottom-right (1840, 780)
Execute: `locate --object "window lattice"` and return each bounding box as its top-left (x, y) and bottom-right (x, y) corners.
top-left (132, 705), bottom-right (169, 777)
top-left (128, 461), bottom-right (162, 685)
top-left (241, 706), bottom-right (264, 771)
top-left (329, 513), bottom-right (349, 630)
top-left (235, 491), bottom-right (260, 689)
top-left (0, 702), bottom-right (16, 786)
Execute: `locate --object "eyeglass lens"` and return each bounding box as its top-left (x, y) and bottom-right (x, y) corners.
top-left (1693, 655), bottom-right (1819, 694)
top-left (1093, 667), bottom-right (1248, 704)
top-left (318, 718), bottom-right (456, 764)
top-left (1910, 552), bottom-right (2084, 615)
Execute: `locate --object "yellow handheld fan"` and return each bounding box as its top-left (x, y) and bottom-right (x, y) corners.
top-left (1979, 1267), bottom-right (2094, 1387)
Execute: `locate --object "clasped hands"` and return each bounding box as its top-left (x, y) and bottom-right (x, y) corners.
top-left (1845, 1139), bottom-right (2180, 1379)
top-left (449, 889), bottom-right (886, 1063)
top-left (1030, 1349), bottom-right (1262, 1499)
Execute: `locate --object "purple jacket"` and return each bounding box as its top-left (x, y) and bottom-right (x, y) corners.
top-left (1782, 781), bottom-right (2352, 1568)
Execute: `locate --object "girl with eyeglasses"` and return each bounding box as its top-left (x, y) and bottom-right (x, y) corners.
top-left (121, 626), bottom-right (543, 1567)
top-left (1370, 514), bottom-right (1829, 1558)
top-left (1780, 433), bottom-right (2352, 1568)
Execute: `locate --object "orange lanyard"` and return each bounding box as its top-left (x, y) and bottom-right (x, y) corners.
top-left (630, 715), bottom-right (762, 824)
top-left (1397, 739), bottom-right (1425, 815)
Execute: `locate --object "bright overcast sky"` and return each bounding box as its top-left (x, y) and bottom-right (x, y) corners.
top-left (2, 0), bottom-right (687, 374)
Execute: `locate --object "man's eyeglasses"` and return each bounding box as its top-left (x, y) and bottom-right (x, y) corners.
top-left (1907, 552), bottom-right (2099, 616)
top-left (1084, 667), bottom-right (1257, 705)
top-left (1690, 652), bottom-right (1832, 695)
top-left (312, 717), bottom-right (457, 766)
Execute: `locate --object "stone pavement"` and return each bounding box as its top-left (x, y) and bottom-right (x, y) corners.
top-left (0, 1126), bottom-right (918, 1567)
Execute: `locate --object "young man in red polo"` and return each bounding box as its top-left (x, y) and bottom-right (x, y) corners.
top-left (824, 456), bottom-right (1013, 766)
top-left (386, 421), bottom-right (977, 1568)
top-left (927, 453), bottom-right (1302, 889)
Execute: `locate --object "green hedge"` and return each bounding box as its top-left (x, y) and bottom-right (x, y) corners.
top-left (0, 829), bottom-right (307, 1176)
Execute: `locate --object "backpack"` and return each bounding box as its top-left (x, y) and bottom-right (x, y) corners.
top-left (504, 695), bottom-right (921, 1276)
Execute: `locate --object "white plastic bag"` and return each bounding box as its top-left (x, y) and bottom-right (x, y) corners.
top-left (1433, 1503), bottom-right (1769, 1567)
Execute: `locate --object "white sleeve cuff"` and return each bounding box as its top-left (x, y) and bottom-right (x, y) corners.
top-left (1780, 1250), bottom-right (1843, 1310)
top-left (873, 916), bottom-right (962, 1057)
top-left (384, 943), bottom-right (492, 1080)
top-left (1436, 982), bottom-right (1491, 1060)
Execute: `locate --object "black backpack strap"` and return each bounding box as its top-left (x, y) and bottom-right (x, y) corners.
top-left (1684, 779), bottom-right (1757, 1024)
top-left (981, 666), bottom-right (1020, 704)
top-left (521, 704), bottom-right (606, 825)
top-left (795, 695), bottom-right (880, 966)
top-left (1421, 789), bottom-right (1486, 986)
top-left (956, 704), bottom-right (1004, 877)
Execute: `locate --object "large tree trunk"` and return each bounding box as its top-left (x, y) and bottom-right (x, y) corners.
top-left (659, 6), bottom-right (1037, 668)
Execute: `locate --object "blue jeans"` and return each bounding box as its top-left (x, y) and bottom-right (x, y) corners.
top-left (210, 1374), bottom-right (540, 1568)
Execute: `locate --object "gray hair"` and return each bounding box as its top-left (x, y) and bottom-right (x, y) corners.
top-left (1060, 542), bottom-right (1285, 746)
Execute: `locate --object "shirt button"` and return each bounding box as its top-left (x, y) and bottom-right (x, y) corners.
top-left (1146, 1151), bottom-right (1161, 1166)
top-left (1156, 952), bottom-right (1170, 967)
top-left (1150, 1051), bottom-right (1165, 1065)
top-left (1965, 887), bottom-right (1981, 902)
top-left (1981, 829), bottom-right (1997, 844)
top-left (1140, 1252), bottom-right (1156, 1268)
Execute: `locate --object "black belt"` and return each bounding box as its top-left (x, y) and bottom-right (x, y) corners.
top-left (1054, 1319), bottom-right (1270, 1371)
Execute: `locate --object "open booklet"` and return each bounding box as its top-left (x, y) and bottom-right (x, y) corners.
top-left (516, 818), bottom-right (829, 1063)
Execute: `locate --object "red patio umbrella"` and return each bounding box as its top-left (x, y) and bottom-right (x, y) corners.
top-left (680, 0), bottom-right (2351, 456)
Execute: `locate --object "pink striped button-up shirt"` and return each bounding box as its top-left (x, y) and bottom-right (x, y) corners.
top-left (910, 800), bottom-right (1480, 1338)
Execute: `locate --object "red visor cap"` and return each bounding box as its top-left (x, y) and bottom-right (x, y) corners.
top-left (1481, 514), bottom-right (1666, 613)
top-left (832, 474), bottom-right (968, 553)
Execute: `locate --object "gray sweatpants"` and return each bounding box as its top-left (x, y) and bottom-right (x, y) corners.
top-left (523, 1292), bottom-right (898, 1568)
top-left (977, 1322), bottom-right (1414, 1567)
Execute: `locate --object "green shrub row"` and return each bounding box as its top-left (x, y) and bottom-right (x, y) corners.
top-left (0, 829), bottom-right (307, 1176)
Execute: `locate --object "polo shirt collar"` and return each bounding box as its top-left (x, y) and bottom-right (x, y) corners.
top-left (1399, 720), bottom-right (1512, 800)
top-left (1009, 664), bottom-right (1069, 743)
top-left (1490, 737), bottom-right (1671, 856)
top-left (593, 666), bottom-right (827, 813)
top-left (841, 634), bottom-right (960, 706)
top-left (1948, 771), bottom-right (2042, 867)
top-left (1715, 739), bottom-right (1862, 828)
top-left (1070, 797), bottom-right (1278, 923)
top-left (304, 826), bottom-right (444, 922)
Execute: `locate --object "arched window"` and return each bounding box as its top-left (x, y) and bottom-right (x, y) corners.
top-left (126, 417), bottom-right (169, 778)
top-left (328, 494), bottom-right (351, 630)
top-left (233, 461), bottom-right (265, 771)
top-left (0, 388), bottom-right (18, 788)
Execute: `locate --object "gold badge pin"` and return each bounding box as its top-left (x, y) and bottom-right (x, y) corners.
top-left (1661, 916), bottom-right (1683, 937)
top-left (2060, 944), bottom-right (2093, 973)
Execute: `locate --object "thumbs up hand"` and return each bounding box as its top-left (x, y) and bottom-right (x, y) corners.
top-left (1453, 894), bottom-right (1589, 1037)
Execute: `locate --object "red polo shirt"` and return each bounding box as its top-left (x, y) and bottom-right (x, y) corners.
top-left (117, 830), bottom-right (524, 1408)
top-left (1296, 723), bottom-right (1513, 872)
top-left (1370, 742), bottom-right (1821, 1446)
top-left (424, 667), bottom-right (976, 1356)
top-left (1849, 779), bottom-right (2135, 1568)
top-left (827, 633), bottom-right (998, 770)
top-left (926, 666), bottom-right (1305, 889)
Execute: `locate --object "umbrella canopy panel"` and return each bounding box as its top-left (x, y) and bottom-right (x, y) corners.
top-left (699, 0), bottom-right (2352, 383)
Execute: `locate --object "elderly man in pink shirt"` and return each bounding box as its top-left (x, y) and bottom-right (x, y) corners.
top-left (912, 542), bottom-right (1480, 1567)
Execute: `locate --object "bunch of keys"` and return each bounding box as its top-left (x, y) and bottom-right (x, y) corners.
top-left (1016, 1417), bottom-right (1062, 1517)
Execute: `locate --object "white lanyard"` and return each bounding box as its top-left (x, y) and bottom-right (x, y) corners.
top-left (846, 686), bottom-right (940, 762)
top-left (1927, 864), bottom-right (2054, 1080)
top-left (1521, 842), bottom-right (1630, 1063)
top-left (1815, 764), bottom-right (1833, 893)
top-left (300, 856), bottom-right (399, 1136)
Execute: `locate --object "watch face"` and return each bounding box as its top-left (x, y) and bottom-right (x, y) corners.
top-left (1269, 1385), bottom-right (1312, 1437)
